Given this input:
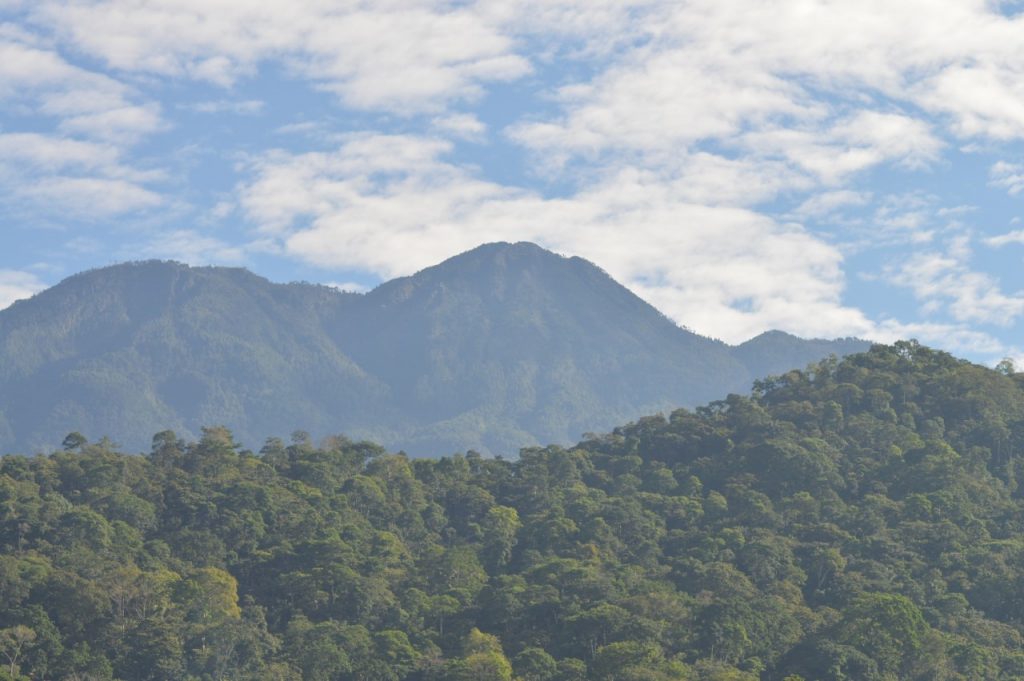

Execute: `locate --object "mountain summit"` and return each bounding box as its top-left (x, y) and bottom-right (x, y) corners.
top-left (0, 243), bottom-right (869, 455)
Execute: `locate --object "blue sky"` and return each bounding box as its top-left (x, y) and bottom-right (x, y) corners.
top-left (2, 1), bottom-right (1024, 363)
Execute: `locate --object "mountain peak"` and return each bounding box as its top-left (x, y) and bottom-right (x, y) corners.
top-left (408, 241), bottom-right (572, 278)
top-left (455, 240), bottom-right (555, 258)
top-left (743, 329), bottom-right (799, 343)
top-left (358, 241), bottom-right (670, 323)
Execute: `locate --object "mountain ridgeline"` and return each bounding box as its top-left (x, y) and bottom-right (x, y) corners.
top-left (3, 343), bottom-right (1024, 680)
top-left (0, 243), bottom-right (868, 455)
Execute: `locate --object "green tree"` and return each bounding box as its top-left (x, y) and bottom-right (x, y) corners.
top-left (0, 626), bottom-right (35, 679)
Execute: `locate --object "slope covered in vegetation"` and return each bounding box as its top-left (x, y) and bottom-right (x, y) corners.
top-left (2, 342), bottom-right (1023, 680)
top-left (0, 243), bottom-right (867, 456)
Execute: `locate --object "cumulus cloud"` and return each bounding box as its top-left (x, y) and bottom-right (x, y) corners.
top-left (510, 49), bottom-right (811, 158)
top-left (507, 0), bottom-right (1023, 198)
top-left (918, 66), bottom-right (1024, 140)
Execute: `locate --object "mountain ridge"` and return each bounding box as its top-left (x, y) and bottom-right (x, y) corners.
top-left (0, 243), bottom-right (872, 455)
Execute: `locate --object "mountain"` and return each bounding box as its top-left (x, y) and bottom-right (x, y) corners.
top-left (0, 242), bottom-right (870, 455)
top-left (733, 330), bottom-right (871, 380)
top-left (0, 261), bottom-right (387, 454)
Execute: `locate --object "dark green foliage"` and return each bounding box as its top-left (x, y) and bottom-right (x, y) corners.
top-left (0, 243), bottom-right (867, 456)
top-left (8, 342), bottom-right (1024, 678)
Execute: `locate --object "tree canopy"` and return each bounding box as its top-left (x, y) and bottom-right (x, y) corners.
top-left (2, 342), bottom-right (1024, 679)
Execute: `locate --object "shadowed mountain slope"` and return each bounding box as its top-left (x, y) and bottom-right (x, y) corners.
top-left (0, 243), bottom-right (870, 455)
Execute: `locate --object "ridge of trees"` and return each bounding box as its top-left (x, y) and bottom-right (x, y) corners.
top-left (2, 341), bottom-right (1024, 680)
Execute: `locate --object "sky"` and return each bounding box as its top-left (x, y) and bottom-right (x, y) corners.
top-left (2, 1), bottom-right (1024, 364)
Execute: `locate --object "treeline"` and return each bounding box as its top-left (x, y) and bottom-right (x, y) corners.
top-left (3, 342), bottom-right (1024, 680)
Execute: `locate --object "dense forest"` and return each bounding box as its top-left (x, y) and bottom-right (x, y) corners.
top-left (4, 342), bottom-right (1024, 680)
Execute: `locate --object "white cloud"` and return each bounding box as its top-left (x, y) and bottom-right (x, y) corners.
top-left (739, 111), bottom-right (942, 185)
top-left (34, 0), bottom-right (530, 113)
top-left (58, 105), bottom-right (166, 143)
top-left (509, 48), bottom-right (813, 159)
top-left (275, 121), bottom-right (323, 137)
top-left (0, 37), bottom-right (161, 140)
top-left (186, 99), bottom-right (265, 115)
top-left (830, 192), bottom-right (976, 253)
top-left (0, 133), bottom-right (162, 217)
top-left (0, 38), bottom-right (93, 95)
top-left (793, 191), bottom-right (871, 219)
top-left (833, 111), bottom-right (943, 170)
top-left (990, 160), bottom-right (1024, 195)
top-left (654, 153), bottom-right (812, 207)
top-left (0, 270), bottom-right (45, 310)
top-left (986, 229), bottom-right (1024, 247)
top-left (917, 66), bottom-right (1024, 140)
top-left (0, 33), bottom-right (166, 217)
top-left (887, 246), bottom-right (1024, 327)
top-left (0, 133), bottom-right (121, 173)
top-left (482, 0), bottom-right (661, 53)
top-left (508, 0), bottom-right (1024, 185)
top-left (21, 177), bottom-right (162, 216)
top-left (871, 193), bottom-right (942, 244)
top-left (432, 113), bottom-right (487, 141)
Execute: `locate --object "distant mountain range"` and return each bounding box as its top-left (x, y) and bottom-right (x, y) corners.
top-left (0, 242), bottom-right (870, 455)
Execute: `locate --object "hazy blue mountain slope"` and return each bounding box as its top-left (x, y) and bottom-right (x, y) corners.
top-left (0, 243), bottom-right (871, 455)
top-left (0, 261), bottom-right (388, 453)
top-left (338, 242), bottom-right (749, 453)
top-left (734, 330), bottom-right (870, 380)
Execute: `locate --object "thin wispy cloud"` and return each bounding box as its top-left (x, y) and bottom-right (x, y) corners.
top-left (183, 99), bottom-right (265, 115)
top-left (991, 161), bottom-right (1024, 195)
top-left (986, 229), bottom-right (1024, 247)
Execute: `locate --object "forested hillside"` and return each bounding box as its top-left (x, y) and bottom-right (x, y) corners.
top-left (2, 342), bottom-right (1024, 679)
top-left (0, 243), bottom-right (867, 456)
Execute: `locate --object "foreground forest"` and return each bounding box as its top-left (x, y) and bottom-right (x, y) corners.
top-left (4, 342), bottom-right (1024, 680)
